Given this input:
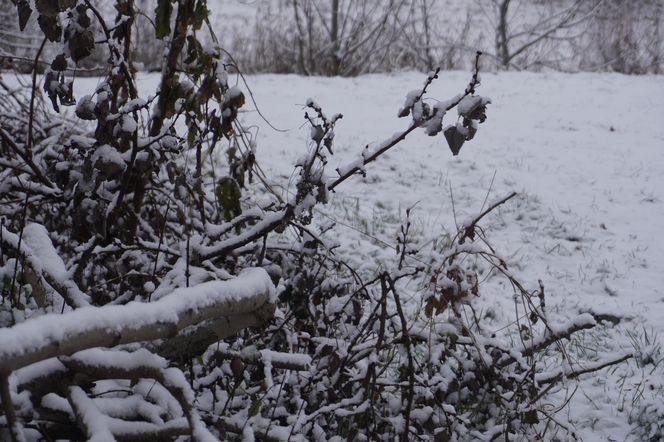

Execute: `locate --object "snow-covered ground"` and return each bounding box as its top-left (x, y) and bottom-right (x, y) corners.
top-left (226, 70), bottom-right (664, 440)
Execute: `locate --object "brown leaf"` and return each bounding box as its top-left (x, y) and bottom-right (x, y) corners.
top-left (38, 14), bottom-right (61, 42)
top-left (51, 54), bottom-right (67, 71)
top-left (444, 126), bottom-right (465, 156)
top-left (68, 30), bottom-right (95, 62)
top-left (35, 0), bottom-right (60, 16)
top-left (16, 0), bottom-right (32, 31)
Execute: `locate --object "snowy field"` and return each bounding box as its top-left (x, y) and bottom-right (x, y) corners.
top-left (223, 70), bottom-right (664, 440)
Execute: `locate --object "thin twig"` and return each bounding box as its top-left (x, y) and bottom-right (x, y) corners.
top-left (9, 194), bottom-right (29, 308)
top-left (26, 37), bottom-right (47, 161)
top-left (459, 192), bottom-right (518, 243)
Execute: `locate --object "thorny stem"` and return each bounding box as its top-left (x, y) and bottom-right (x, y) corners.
top-left (149, 199), bottom-right (171, 301)
top-left (467, 50), bottom-right (483, 95)
top-left (199, 56), bottom-right (487, 262)
top-left (82, 1), bottom-right (138, 99)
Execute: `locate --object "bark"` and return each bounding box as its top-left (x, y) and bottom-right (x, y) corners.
top-left (497, 0), bottom-right (511, 68)
top-left (330, 0), bottom-right (341, 75)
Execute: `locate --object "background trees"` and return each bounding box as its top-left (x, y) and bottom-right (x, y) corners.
top-left (5, 0), bottom-right (657, 76)
top-left (217, 0), bottom-right (663, 75)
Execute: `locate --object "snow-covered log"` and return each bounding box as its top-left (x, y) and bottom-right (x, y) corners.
top-left (0, 268), bottom-right (275, 374)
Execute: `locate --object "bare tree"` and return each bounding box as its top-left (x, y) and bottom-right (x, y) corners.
top-left (229, 0), bottom-right (409, 76)
top-left (476, 0), bottom-right (599, 69)
top-left (582, 0), bottom-right (664, 74)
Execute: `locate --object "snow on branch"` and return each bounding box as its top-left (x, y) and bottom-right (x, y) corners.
top-left (536, 353), bottom-right (634, 385)
top-left (62, 349), bottom-right (218, 442)
top-left (1, 223), bottom-right (91, 309)
top-left (211, 345), bottom-right (312, 371)
top-left (0, 268), bottom-right (275, 374)
top-left (67, 386), bottom-right (115, 442)
top-left (328, 52), bottom-right (489, 191)
top-left (195, 208), bottom-right (293, 260)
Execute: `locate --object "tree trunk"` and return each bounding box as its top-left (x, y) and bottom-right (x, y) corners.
top-left (330, 0), bottom-right (342, 75)
top-left (496, 0), bottom-right (511, 69)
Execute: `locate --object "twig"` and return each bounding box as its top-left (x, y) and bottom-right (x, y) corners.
top-left (82, 1), bottom-right (137, 99)
top-left (459, 191), bottom-right (517, 243)
top-left (9, 194), bottom-right (29, 308)
top-left (537, 353), bottom-right (633, 385)
top-left (211, 348), bottom-right (311, 371)
top-left (26, 37), bottom-right (47, 161)
top-left (498, 318), bottom-right (597, 370)
top-left (386, 274), bottom-right (414, 442)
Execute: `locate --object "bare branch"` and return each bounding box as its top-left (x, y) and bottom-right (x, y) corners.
top-left (536, 353), bottom-right (633, 385)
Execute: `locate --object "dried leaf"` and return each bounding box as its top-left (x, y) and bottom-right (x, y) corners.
top-left (69, 30), bottom-right (94, 62)
top-left (75, 4), bottom-right (91, 28)
top-left (154, 0), bottom-right (172, 39)
top-left (192, 0), bottom-right (208, 30)
top-left (16, 0), bottom-right (32, 31)
top-left (249, 397), bottom-right (261, 417)
top-left (444, 126), bottom-right (465, 156)
top-left (35, 0), bottom-right (59, 16)
top-left (216, 176), bottom-right (242, 223)
top-left (522, 409), bottom-right (539, 424)
top-left (38, 14), bottom-right (61, 42)
top-left (51, 54), bottom-right (67, 71)
top-left (59, 0), bottom-right (76, 9)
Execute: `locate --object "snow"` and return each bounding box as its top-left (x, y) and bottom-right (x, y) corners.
top-left (94, 395), bottom-right (164, 423)
top-left (67, 348), bottom-right (168, 371)
top-left (90, 144), bottom-right (126, 172)
top-left (68, 386), bottom-right (115, 442)
top-left (120, 114), bottom-right (137, 133)
top-left (457, 94), bottom-right (482, 116)
top-left (195, 209), bottom-right (291, 259)
top-left (398, 89), bottom-right (421, 117)
top-left (260, 349), bottom-right (312, 369)
top-left (14, 358), bottom-right (67, 387)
